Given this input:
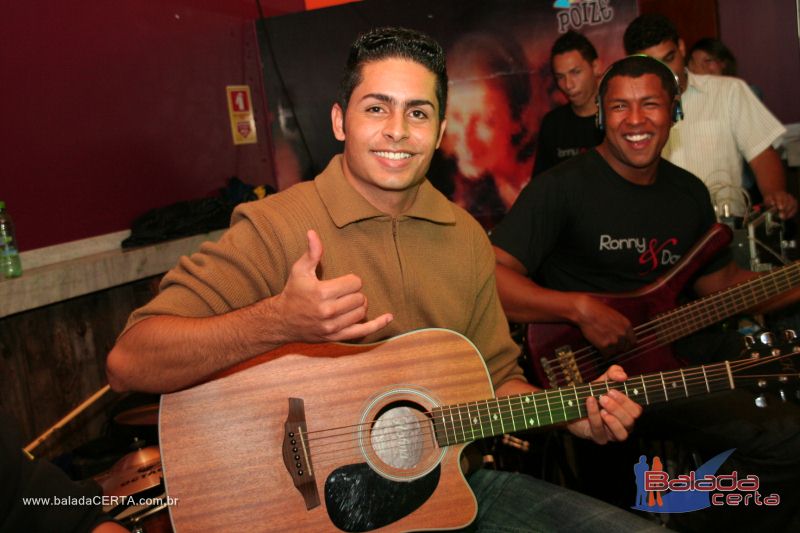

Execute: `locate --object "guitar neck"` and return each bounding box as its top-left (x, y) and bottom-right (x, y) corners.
top-left (432, 361), bottom-right (734, 446)
top-left (652, 262), bottom-right (800, 344)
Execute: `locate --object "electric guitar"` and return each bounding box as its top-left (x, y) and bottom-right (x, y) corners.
top-left (527, 223), bottom-right (800, 388)
top-left (158, 328), bottom-right (800, 532)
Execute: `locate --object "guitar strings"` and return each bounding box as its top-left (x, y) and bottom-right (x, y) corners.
top-left (304, 376), bottom-right (780, 465)
top-left (539, 265), bottom-right (800, 385)
top-left (543, 264), bottom-right (800, 375)
top-left (298, 355), bottom-right (796, 464)
top-left (570, 267), bottom-right (800, 373)
top-left (302, 353), bottom-right (785, 451)
top-left (554, 268), bottom-right (800, 384)
top-left (304, 369), bottom-right (753, 463)
top-left (303, 358), bottom-right (746, 446)
top-left (382, 355), bottom-right (795, 458)
top-left (307, 368), bottom-right (794, 464)
top-left (308, 352), bottom-right (788, 445)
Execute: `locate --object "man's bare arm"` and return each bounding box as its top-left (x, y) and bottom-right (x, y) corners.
top-left (106, 230), bottom-right (393, 393)
top-left (750, 146), bottom-right (797, 220)
top-left (493, 246), bottom-right (634, 354)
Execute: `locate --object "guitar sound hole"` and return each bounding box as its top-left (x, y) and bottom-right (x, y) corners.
top-left (360, 392), bottom-right (442, 482)
top-left (370, 406), bottom-right (424, 469)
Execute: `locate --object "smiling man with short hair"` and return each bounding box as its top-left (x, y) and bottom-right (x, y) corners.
top-left (493, 54), bottom-right (800, 532)
top-left (624, 14), bottom-right (796, 220)
top-left (108, 27), bottom-right (658, 532)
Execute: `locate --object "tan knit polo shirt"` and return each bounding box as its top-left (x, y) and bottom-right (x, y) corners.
top-left (124, 155), bottom-right (523, 389)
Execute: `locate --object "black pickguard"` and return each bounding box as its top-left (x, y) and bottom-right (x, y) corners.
top-left (324, 463), bottom-right (440, 532)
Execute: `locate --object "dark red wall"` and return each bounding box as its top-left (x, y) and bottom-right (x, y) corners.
top-left (639, 0), bottom-right (720, 52)
top-left (4, 0), bottom-right (795, 251)
top-left (718, 0), bottom-right (800, 124)
top-left (639, 0), bottom-right (800, 124)
top-left (2, 1), bottom-right (275, 251)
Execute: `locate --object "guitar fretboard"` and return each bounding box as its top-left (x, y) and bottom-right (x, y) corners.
top-left (431, 361), bottom-right (734, 447)
top-left (653, 262), bottom-right (800, 345)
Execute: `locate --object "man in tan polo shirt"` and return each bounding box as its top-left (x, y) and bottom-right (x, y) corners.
top-left (107, 27), bottom-right (656, 532)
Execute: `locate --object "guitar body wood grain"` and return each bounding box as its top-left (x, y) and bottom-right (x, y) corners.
top-left (159, 329), bottom-right (492, 532)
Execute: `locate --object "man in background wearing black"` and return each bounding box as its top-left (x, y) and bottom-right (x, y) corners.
top-left (532, 30), bottom-right (604, 177)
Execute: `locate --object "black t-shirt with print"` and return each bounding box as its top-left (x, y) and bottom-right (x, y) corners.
top-left (531, 104), bottom-right (604, 177)
top-left (492, 149), bottom-right (731, 293)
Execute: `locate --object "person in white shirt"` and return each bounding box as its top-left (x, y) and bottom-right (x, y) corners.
top-left (623, 14), bottom-right (796, 220)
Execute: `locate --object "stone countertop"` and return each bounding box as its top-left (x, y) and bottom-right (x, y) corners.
top-left (0, 230), bottom-right (224, 318)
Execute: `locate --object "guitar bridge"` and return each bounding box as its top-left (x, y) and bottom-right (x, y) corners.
top-left (282, 398), bottom-right (320, 510)
top-left (556, 346), bottom-right (583, 386)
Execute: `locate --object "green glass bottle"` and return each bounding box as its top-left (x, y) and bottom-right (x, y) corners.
top-left (0, 201), bottom-right (23, 278)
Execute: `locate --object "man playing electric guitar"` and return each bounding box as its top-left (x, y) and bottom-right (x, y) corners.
top-left (492, 55), bottom-right (800, 531)
top-left (107, 28), bottom-right (658, 532)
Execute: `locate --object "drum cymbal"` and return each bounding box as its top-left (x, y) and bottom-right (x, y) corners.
top-left (95, 445), bottom-right (162, 497)
top-left (114, 404), bottom-right (159, 425)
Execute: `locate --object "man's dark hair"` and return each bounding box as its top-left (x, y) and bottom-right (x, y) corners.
top-left (337, 27), bottom-right (448, 122)
top-left (550, 30), bottom-right (598, 66)
top-left (688, 37), bottom-right (737, 76)
top-left (598, 55), bottom-right (680, 105)
top-left (623, 14), bottom-right (680, 55)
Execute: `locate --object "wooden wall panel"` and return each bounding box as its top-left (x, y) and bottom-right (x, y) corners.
top-left (0, 277), bottom-right (159, 460)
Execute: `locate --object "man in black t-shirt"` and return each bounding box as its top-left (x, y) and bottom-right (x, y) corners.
top-left (493, 55), bottom-right (800, 532)
top-left (495, 56), bottom-right (767, 350)
top-left (532, 31), bottom-right (604, 177)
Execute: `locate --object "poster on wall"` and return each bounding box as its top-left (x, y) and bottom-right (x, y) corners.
top-left (259, 0), bottom-right (637, 227)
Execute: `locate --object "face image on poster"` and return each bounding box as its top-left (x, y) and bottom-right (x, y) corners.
top-left (434, 31), bottom-right (540, 229)
top-left (259, 0), bottom-right (637, 228)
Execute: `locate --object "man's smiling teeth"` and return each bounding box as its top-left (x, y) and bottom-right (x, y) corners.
top-left (624, 133), bottom-right (652, 142)
top-left (375, 151), bottom-right (411, 160)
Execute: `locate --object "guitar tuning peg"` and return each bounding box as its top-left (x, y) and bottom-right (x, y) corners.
top-left (759, 332), bottom-right (775, 346)
top-left (783, 330), bottom-right (797, 341)
top-left (743, 335), bottom-right (757, 348)
top-left (779, 389), bottom-right (787, 403)
top-left (754, 394), bottom-right (768, 408)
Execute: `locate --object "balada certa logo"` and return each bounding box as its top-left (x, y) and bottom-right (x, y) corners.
top-left (633, 449), bottom-right (780, 513)
top-left (553, 0), bottom-right (614, 33)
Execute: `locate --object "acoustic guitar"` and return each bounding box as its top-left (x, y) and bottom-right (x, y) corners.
top-left (159, 328), bottom-right (799, 532)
